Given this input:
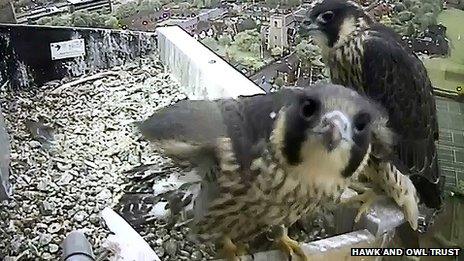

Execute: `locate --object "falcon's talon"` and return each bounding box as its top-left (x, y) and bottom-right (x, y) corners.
top-left (342, 189), bottom-right (378, 222)
top-left (236, 243), bottom-right (249, 256)
top-left (220, 236), bottom-right (241, 261)
top-left (276, 234), bottom-right (308, 261)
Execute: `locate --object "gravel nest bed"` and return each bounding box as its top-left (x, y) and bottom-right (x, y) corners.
top-left (0, 54), bottom-right (202, 260)
top-left (0, 54), bottom-right (332, 261)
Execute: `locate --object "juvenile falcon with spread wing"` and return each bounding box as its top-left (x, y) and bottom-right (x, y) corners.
top-left (138, 84), bottom-right (395, 260)
top-left (301, 0), bottom-right (444, 228)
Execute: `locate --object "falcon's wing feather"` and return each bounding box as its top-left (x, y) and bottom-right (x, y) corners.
top-left (362, 26), bottom-right (442, 208)
top-left (138, 90), bottom-right (295, 171)
top-left (139, 99), bottom-right (228, 144)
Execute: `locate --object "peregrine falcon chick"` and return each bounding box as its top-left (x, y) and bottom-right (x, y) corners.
top-left (302, 0), bottom-right (443, 230)
top-left (138, 84), bottom-right (394, 260)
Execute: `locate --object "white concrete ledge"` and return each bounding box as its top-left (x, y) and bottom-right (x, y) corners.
top-left (216, 229), bottom-right (394, 261)
top-left (156, 25), bottom-right (265, 100)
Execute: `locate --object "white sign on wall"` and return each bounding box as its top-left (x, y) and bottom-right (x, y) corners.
top-left (50, 39), bottom-right (86, 60)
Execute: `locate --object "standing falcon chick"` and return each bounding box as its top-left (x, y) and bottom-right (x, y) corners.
top-left (301, 0), bottom-right (443, 229)
top-left (139, 84), bottom-right (394, 260)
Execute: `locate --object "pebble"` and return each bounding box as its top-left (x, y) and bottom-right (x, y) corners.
top-left (73, 210), bottom-right (87, 223)
top-left (29, 140), bottom-right (42, 148)
top-left (57, 173), bottom-right (73, 185)
top-left (164, 239), bottom-right (178, 256)
top-left (39, 233), bottom-right (52, 246)
top-left (89, 214), bottom-right (100, 225)
top-left (47, 223), bottom-right (62, 234)
top-left (96, 188), bottom-right (112, 201)
top-left (48, 244), bottom-right (59, 253)
top-left (191, 250), bottom-right (203, 260)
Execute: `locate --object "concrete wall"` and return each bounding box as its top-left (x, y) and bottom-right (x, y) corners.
top-left (156, 25), bottom-right (265, 100)
top-left (0, 24), bottom-right (157, 89)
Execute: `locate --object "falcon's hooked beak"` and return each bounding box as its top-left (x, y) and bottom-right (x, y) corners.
top-left (314, 111), bottom-right (352, 152)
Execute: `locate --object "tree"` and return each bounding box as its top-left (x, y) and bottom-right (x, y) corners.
top-left (380, 15), bottom-right (393, 27)
top-left (393, 2), bottom-right (406, 12)
top-left (250, 42), bottom-right (260, 54)
top-left (397, 11), bottom-right (414, 22)
top-left (201, 37), bottom-right (219, 51)
top-left (138, 0), bottom-right (163, 13)
top-left (419, 12), bottom-right (437, 30)
top-left (274, 76), bottom-right (284, 87)
top-left (37, 16), bottom-right (53, 25)
top-left (285, 0), bottom-right (300, 7)
top-left (265, 0), bottom-right (279, 7)
top-left (104, 16), bottom-right (120, 29)
top-left (204, 0), bottom-right (220, 7)
top-left (193, 0), bottom-right (205, 8)
top-left (233, 29), bottom-right (260, 52)
top-left (218, 34), bottom-right (233, 46)
top-left (241, 56), bottom-right (264, 71)
top-left (405, 22), bottom-right (416, 36)
top-left (115, 2), bottom-right (138, 20)
top-left (295, 40), bottom-right (322, 68)
top-left (38, 11), bottom-right (120, 29)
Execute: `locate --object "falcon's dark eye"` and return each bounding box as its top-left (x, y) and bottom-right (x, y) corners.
top-left (320, 11), bottom-right (334, 23)
top-left (300, 98), bottom-right (319, 120)
top-left (353, 112), bottom-right (371, 132)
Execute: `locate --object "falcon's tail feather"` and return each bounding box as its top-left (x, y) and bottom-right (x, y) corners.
top-left (114, 164), bottom-right (202, 229)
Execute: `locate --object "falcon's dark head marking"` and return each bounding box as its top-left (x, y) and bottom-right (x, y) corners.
top-left (302, 0), bottom-right (372, 48)
top-left (271, 84), bottom-right (393, 179)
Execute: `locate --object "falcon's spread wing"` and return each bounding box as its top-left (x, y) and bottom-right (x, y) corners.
top-left (361, 25), bottom-right (442, 208)
top-left (138, 91), bottom-right (292, 172)
top-left (137, 91), bottom-right (294, 222)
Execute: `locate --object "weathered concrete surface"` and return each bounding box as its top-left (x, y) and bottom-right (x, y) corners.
top-left (0, 107), bottom-right (11, 200)
top-left (156, 25), bottom-right (265, 100)
top-left (217, 229), bottom-right (394, 261)
top-left (0, 24), bottom-right (157, 89)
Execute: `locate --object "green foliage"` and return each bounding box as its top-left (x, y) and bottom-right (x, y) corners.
top-left (394, 2), bottom-right (406, 12)
top-left (104, 16), bottom-right (120, 29)
top-left (405, 22), bottom-right (416, 35)
top-left (383, 0), bottom-right (443, 36)
top-left (37, 16), bottom-right (53, 25)
top-left (420, 12), bottom-right (438, 30)
top-left (397, 11), bottom-right (414, 22)
top-left (265, 0), bottom-right (279, 7)
top-left (240, 56), bottom-right (264, 71)
top-left (275, 76), bottom-right (284, 87)
top-left (250, 42), bottom-right (260, 54)
top-left (201, 37), bottom-right (219, 51)
top-left (204, 0), bottom-right (220, 7)
top-left (115, 2), bottom-right (138, 19)
top-left (37, 11), bottom-right (119, 29)
top-left (137, 0), bottom-right (163, 13)
top-left (285, 0), bottom-right (301, 7)
top-left (295, 40), bottom-right (322, 67)
top-left (380, 15), bottom-right (393, 27)
top-left (233, 29), bottom-right (260, 52)
top-left (218, 34), bottom-right (233, 46)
